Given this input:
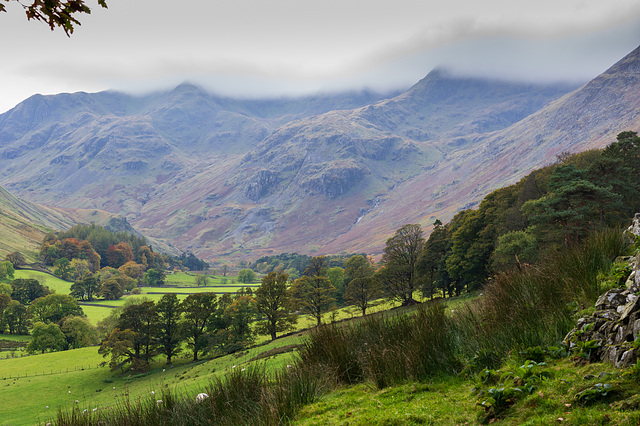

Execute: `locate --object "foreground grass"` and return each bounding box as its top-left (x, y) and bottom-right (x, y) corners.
top-left (0, 333), bottom-right (304, 425)
top-left (293, 357), bottom-right (640, 425)
top-left (295, 379), bottom-right (475, 425)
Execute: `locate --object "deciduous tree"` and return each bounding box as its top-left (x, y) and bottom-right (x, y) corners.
top-left (10, 278), bottom-right (50, 304)
top-left (195, 273), bottom-right (210, 287)
top-left (106, 242), bottom-right (134, 269)
top-left (290, 275), bottom-right (336, 326)
top-left (254, 271), bottom-right (298, 340)
top-left (61, 316), bottom-right (98, 349)
top-left (0, 0), bottom-right (108, 35)
top-left (181, 293), bottom-right (217, 361)
top-left (237, 268), bottom-right (257, 284)
top-left (70, 275), bottom-right (99, 301)
top-left (156, 293), bottom-right (183, 365)
top-left (0, 260), bottom-right (15, 281)
top-left (3, 300), bottom-right (28, 334)
top-left (53, 257), bottom-right (73, 281)
top-left (4, 251), bottom-right (25, 268)
top-left (27, 322), bottom-right (66, 354)
top-left (28, 293), bottom-right (84, 324)
top-left (379, 224), bottom-right (424, 306)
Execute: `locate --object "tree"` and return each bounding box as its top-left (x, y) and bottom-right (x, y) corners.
top-left (4, 251), bottom-right (25, 268)
top-left (70, 275), bottom-right (99, 301)
top-left (99, 328), bottom-right (140, 371)
top-left (221, 265), bottom-right (228, 276)
top-left (237, 268), bottom-right (257, 284)
top-left (417, 220), bottom-right (448, 299)
top-left (344, 276), bottom-right (382, 317)
top-left (101, 301), bottom-right (158, 370)
top-left (254, 272), bottom-right (297, 340)
top-left (379, 224), bottom-right (425, 306)
top-left (106, 242), bottom-right (134, 269)
top-left (0, 293), bottom-right (11, 333)
top-left (142, 268), bottom-right (165, 286)
top-left (70, 258), bottom-right (90, 281)
top-left (100, 277), bottom-right (124, 300)
top-left (0, 261), bottom-right (15, 281)
top-left (27, 322), bottom-right (66, 354)
top-left (61, 316), bottom-right (98, 349)
top-left (290, 275), bottom-right (336, 326)
top-left (156, 293), bottom-right (183, 365)
top-left (0, 282), bottom-right (11, 295)
top-left (285, 267), bottom-right (300, 281)
top-left (0, 0), bottom-right (108, 35)
top-left (95, 296), bottom-right (153, 340)
top-left (195, 273), bottom-right (210, 287)
top-left (181, 293), bottom-right (217, 361)
top-left (216, 294), bottom-right (258, 353)
top-left (53, 257), bottom-right (73, 281)
top-left (3, 300), bottom-right (28, 334)
top-left (326, 267), bottom-right (345, 304)
top-left (492, 229), bottom-right (538, 271)
top-left (28, 293), bottom-right (84, 324)
top-left (10, 278), bottom-right (50, 304)
top-left (523, 164), bottom-right (622, 246)
top-left (119, 261), bottom-right (145, 281)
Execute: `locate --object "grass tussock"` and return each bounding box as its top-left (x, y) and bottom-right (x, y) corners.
top-left (52, 364), bottom-right (328, 426)
top-left (457, 228), bottom-right (630, 363)
top-left (300, 303), bottom-right (461, 389)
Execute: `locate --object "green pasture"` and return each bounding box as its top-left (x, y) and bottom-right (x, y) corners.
top-left (13, 269), bottom-right (72, 294)
top-left (0, 333), bottom-right (302, 426)
top-left (0, 334), bottom-right (31, 342)
top-left (164, 272), bottom-right (260, 287)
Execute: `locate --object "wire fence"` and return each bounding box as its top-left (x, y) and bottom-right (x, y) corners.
top-left (1, 364), bottom-right (102, 380)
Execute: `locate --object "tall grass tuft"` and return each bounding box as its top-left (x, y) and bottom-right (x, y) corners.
top-left (456, 227), bottom-right (630, 364)
top-left (52, 363), bottom-right (327, 425)
top-left (300, 303), bottom-right (461, 389)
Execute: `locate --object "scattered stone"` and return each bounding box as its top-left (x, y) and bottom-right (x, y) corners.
top-left (565, 214), bottom-right (640, 369)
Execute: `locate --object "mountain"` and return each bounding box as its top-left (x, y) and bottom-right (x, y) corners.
top-left (2, 44), bottom-right (638, 261)
top-left (323, 44), bottom-right (640, 255)
top-left (0, 185), bottom-right (155, 261)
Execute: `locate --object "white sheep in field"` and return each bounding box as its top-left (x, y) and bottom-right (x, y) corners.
top-left (196, 393), bottom-right (209, 403)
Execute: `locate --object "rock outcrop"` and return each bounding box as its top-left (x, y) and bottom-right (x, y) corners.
top-left (565, 213), bottom-right (640, 368)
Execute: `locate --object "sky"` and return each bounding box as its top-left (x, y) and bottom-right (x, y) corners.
top-left (1, 0), bottom-right (640, 113)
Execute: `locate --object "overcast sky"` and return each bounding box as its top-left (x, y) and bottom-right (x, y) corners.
top-left (1, 0), bottom-right (640, 113)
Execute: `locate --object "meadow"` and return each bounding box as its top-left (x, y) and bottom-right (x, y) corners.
top-left (0, 334), bottom-right (302, 425)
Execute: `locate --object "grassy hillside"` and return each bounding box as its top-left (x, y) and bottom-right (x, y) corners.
top-left (0, 335), bottom-right (301, 425)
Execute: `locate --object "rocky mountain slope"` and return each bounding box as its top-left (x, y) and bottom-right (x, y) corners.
top-left (0, 185), bottom-right (159, 261)
top-left (1, 45), bottom-right (639, 261)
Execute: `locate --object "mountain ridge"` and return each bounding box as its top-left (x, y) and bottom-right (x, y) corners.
top-left (0, 47), bottom-right (637, 261)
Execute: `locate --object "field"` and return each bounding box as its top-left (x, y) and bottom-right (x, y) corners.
top-left (13, 269), bottom-right (73, 294)
top-left (0, 267), bottom-right (480, 425)
top-left (0, 334), bottom-right (302, 425)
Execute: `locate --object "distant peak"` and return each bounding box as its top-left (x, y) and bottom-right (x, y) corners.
top-left (425, 67), bottom-right (453, 78)
top-left (601, 43), bottom-right (640, 76)
top-left (171, 82), bottom-right (205, 94)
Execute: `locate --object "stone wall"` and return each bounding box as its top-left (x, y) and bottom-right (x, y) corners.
top-left (565, 213), bottom-right (640, 368)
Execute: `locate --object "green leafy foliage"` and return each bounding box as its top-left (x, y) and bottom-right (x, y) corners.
top-left (0, 0), bottom-right (108, 35)
top-left (26, 322), bottom-right (66, 354)
top-left (290, 265), bottom-right (336, 327)
top-left (378, 224), bottom-right (424, 305)
top-left (237, 268), bottom-right (257, 284)
top-left (254, 271), bottom-right (298, 340)
top-left (575, 383), bottom-right (613, 405)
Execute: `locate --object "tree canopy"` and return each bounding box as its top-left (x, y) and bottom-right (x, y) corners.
top-left (0, 0), bottom-right (108, 35)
